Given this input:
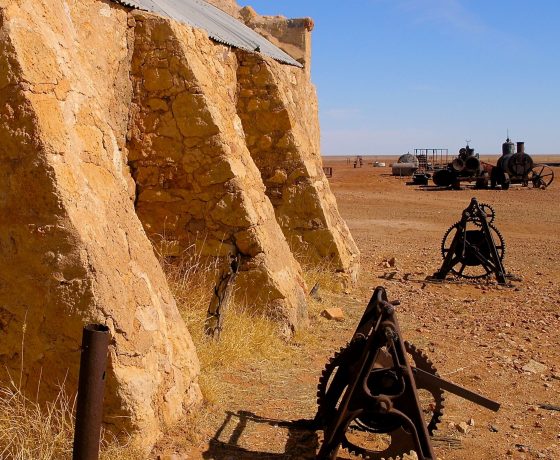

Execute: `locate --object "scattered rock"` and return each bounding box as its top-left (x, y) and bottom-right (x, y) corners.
top-left (456, 421), bottom-right (470, 434)
top-left (321, 308), bottom-right (345, 321)
top-left (489, 424), bottom-right (499, 432)
top-left (522, 360), bottom-right (548, 374)
top-left (388, 257), bottom-right (397, 267)
top-left (467, 417), bottom-right (475, 427)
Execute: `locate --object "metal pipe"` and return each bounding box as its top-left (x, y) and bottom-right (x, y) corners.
top-left (451, 157), bottom-right (465, 172)
top-left (464, 156), bottom-right (481, 173)
top-left (73, 324), bottom-right (110, 460)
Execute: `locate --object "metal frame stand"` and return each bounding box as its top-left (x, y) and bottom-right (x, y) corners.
top-left (315, 287), bottom-right (500, 460)
top-left (433, 198), bottom-right (507, 284)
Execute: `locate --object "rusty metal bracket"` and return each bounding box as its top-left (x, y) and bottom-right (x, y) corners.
top-left (204, 254), bottom-right (239, 339)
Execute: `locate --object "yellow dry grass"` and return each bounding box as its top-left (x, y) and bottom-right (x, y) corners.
top-left (0, 314), bottom-right (142, 459)
top-left (0, 237), bottom-right (343, 459)
top-left (0, 382), bottom-right (143, 460)
top-left (158, 241), bottom-right (294, 406)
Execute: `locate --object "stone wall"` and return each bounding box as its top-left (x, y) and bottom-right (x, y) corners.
top-left (0, 0), bottom-right (360, 451)
top-left (236, 51), bottom-right (360, 284)
top-left (128, 12), bottom-right (308, 334)
top-left (0, 0), bottom-right (200, 450)
top-left (239, 6), bottom-right (313, 69)
top-left (205, 0), bottom-right (241, 18)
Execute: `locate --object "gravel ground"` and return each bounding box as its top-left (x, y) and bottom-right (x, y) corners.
top-left (166, 156), bottom-right (560, 460)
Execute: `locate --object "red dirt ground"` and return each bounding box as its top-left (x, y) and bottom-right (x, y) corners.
top-left (166, 156), bottom-right (560, 460)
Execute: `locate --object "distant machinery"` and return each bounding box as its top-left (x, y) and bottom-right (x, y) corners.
top-left (391, 153), bottom-right (419, 176)
top-left (353, 155), bottom-right (364, 168)
top-left (431, 138), bottom-right (554, 190)
top-left (411, 149), bottom-right (449, 184)
top-left (491, 139), bottom-right (554, 189)
top-left (432, 142), bottom-right (489, 189)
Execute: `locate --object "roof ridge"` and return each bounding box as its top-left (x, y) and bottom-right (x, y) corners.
top-left (110, 0), bottom-right (303, 67)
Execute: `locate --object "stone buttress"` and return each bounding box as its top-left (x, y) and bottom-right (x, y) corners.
top-left (127, 12), bottom-right (308, 333)
top-left (235, 48), bottom-right (360, 285)
top-left (0, 0), bottom-right (200, 450)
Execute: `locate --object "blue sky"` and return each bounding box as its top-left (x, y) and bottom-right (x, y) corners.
top-left (241, 1), bottom-right (559, 155)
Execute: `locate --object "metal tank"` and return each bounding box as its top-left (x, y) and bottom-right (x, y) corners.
top-left (392, 153), bottom-right (419, 176)
top-left (392, 163), bottom-right (418, 176)
top-left (397, 153), bottom-right (419, 165)
top-left (496, 141), bottom-right (534, 178)
top-left (501, 137), bottom-right (515, 156)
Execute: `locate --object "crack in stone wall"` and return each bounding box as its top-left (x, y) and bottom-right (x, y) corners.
top-left (127, 11), bottom-right (308, 334)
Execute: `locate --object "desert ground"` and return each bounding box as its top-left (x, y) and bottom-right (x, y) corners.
top-left (167, 156), bottom-right (560, 460)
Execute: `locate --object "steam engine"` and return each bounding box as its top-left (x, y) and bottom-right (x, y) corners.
top-left (490, 139), bottom-right (534, 189)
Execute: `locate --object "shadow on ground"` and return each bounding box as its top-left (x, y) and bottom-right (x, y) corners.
top-left (202, 411), bottom-right (318, 459)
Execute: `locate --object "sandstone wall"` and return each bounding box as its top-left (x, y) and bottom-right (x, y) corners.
top-left (0, 0), bottom-right (200, 450)
top-left (128, 12), bottom-right (308, 334)
top-left (205, 0), bottom-right (241, 18)
top-left (236, 51), bottom-right (360, 284)
top-left (239, 7), bottom-right (313, 69)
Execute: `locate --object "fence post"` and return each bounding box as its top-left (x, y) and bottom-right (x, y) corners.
top-left (73, 324), bottom-right (110, 460)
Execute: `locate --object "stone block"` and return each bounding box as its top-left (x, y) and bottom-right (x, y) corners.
top-left (235, 51), bottom-right (360, 286)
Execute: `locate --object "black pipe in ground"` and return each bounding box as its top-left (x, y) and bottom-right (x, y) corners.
top-left (73, 324), bottom-right (110, 460)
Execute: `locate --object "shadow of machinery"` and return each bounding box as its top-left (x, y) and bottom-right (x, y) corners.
top-left (202, 410), bottom-right (318, 460)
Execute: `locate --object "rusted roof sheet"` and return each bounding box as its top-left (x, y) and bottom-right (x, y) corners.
top-left (113, 0), bottom-right (302, 67)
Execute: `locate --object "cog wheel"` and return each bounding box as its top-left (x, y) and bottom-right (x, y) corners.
top-left (471, 203), bottom-right (495, 227)
top-left (440, 222), bottom-right (505, 279)
top-left (404, 341), bottom-right (445, 435)
top-left (317, 342), bottom-right (445, 459)
top-left (342, 425), bottom-right (416, 460)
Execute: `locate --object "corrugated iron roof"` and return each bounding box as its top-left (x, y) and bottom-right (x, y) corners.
top-left (112, 0), bottom-right (303, 67)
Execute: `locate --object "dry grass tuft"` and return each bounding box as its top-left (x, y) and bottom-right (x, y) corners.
top-left (0, 382), bottom-right (142, 460)
top-left (157, 239), bottom-right (346, 406)
top-left (0, 384), bottom-right (73, 459)
top-left (157, 241), bottom-right (292, 406)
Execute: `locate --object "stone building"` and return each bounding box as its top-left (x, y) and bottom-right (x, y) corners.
top-left (0, 0), bottom-right (359, 451)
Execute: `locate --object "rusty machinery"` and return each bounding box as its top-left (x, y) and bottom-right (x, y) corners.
top-left (315, 286), bottom-right (500, 460)
top-left (431, 198), bottom-right (509, 284)
top-left (432, 138), bottom-right (554, 190)
top-left (491, 139), bottom-right (554, 189)
top-left (432, 142), bottom-right (489, 189)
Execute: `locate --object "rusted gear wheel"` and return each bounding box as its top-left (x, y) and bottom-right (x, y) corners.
top-left (342, 425), bottom-right (416, 460)
top-left (404, 341), bottom-right (445, 435)
top-left (317, 342), bottom-right (445, 459)
top-left (470, 203), bottom-right (495, 227)
top-left (440, 222), bottom-right (505, 279)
